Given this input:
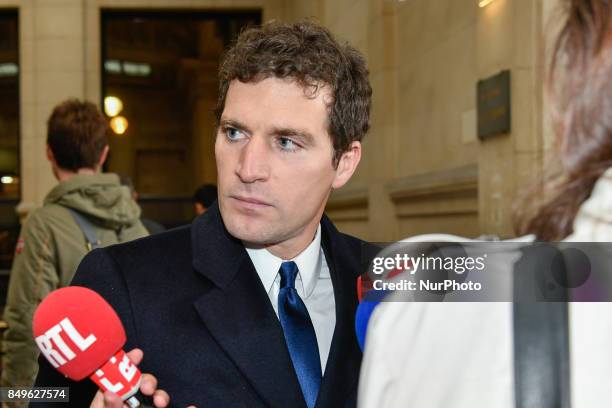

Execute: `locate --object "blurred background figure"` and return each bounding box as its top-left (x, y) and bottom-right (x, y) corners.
top-left (193, 183), bottom-right (217, 216)
top-left (120, 174), bottom-right (166, 234)
top-left (1, 100), bottom-right (148, 397)
top-left (519, 1), bottom-right (612, 406)
top-left (359, 1), bottom-right (612, 408)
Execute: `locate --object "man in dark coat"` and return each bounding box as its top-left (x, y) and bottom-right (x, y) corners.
top-left (34, 20), bottom-right (372, 408)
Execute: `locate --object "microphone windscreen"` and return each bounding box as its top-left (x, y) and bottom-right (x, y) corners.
top-left (32, 286), bottom-right (126, 381)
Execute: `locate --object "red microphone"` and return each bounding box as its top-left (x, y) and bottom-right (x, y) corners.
top-left (32, 286), bottom-right (150, 407)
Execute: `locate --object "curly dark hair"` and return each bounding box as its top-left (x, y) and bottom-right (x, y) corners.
top-left (47, 99), bottom-right (109, 171)
top-left (215, 20), bottom-right (372, 166)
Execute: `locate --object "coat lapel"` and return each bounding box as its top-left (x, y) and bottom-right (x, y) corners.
top-left (191, 205), bottom-right (307, 408)
top-left (316, 216), bottom-right (364, 408)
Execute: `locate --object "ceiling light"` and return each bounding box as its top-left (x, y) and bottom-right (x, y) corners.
top-left (110, 116), bottom-right (128, 135)
top-left (479, 0), bottom-right (498, 7)
top-left (104, 96), bottom-right (123, 117)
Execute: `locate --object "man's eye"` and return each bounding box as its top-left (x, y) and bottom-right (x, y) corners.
top-left (278, 137), bottom-right (299, 151)
top-left (225, 127), bottom-right (245, 141)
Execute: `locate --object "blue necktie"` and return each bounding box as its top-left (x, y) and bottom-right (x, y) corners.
top-left (278, 261), bottom-right (322, 408)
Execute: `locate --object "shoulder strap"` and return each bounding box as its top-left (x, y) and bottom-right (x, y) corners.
top-left (513, 302), bottom-right (570, 408)
top-left (67, 208), bottom-right (101, 251)
top-left (513, 244), bottom-right (571, 408)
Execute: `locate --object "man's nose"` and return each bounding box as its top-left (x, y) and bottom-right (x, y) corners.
top-left (236, 136), bottom-right (270, 183)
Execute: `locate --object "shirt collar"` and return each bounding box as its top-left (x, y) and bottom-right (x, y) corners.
top-left (245, 225), bottom-right (322, 298)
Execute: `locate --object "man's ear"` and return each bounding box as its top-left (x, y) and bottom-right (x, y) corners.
top-left (46, 145), bottom-right (55, 164)
top-left (98, 145), bottom-right (110, 168)
top-left (332, 141), bottom-right (361, 189)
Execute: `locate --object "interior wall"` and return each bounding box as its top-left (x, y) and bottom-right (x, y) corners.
top-left (288, 0), bottom-right (480, 241)
top-left (476, 0), bottom-right (552, 237)
top-left (286, 0), bottom-right (559, 241)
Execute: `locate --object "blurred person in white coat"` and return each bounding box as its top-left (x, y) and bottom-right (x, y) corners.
top-left (359, 1), bottom-right (612, 407)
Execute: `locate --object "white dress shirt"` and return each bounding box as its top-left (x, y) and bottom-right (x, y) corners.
top-left (245, 225), bottom-right (336, 373)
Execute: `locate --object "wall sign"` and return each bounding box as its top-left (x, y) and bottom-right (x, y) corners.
top-left (477, 70), bottom-right (511, 139)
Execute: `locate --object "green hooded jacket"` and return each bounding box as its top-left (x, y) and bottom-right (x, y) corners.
top-left (1, 173), bottom-right (148, 390)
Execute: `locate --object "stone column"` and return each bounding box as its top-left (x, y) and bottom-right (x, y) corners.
top-left (18, 0), bottom-right (86, 217)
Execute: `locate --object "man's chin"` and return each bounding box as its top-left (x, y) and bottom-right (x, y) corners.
top-left (220, 205), bottom-right (290, 244)
top-left (225, 219), bottom-right (271, 244)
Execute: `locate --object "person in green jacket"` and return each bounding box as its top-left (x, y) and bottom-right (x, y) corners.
top-left (0, 99), bottom-right (148, 395)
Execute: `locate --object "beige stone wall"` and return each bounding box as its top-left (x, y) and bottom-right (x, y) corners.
top-left (288, 0), bottom-right (561, 241)
top-left (476, 0), bottom-right (545, 238)
top-left (296, 0), bottom-right (481, 241)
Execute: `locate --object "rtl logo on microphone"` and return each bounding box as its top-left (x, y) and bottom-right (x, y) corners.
top-left (35, 317), bottom-right (96, 368)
